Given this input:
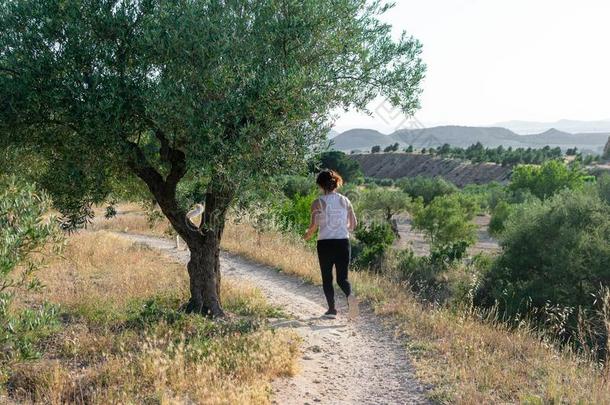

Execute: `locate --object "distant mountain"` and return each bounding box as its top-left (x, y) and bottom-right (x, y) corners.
top-left (330, 125), bottom-right (610, 154)
top-left (330, 128), bottom-right (387, 150)
top-left (495, 119), bottom-right (610, 135)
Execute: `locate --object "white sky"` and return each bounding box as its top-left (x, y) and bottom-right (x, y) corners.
top-left (333, 0), bottom-right (610, 133)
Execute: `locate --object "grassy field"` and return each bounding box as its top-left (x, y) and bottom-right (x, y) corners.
top-left (95, 206), bottom-right (610, 404)
top-left (3, 230), bottom-right (298, 405)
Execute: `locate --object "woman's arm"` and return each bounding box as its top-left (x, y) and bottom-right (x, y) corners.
top-left (347, 200), bottom-right (357, 232)
top-left (304, 199), bottom-right (320, 241)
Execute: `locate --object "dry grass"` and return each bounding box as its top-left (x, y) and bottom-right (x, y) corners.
top-left (4, 230), bottom-right (299, 405)
top-left (82, 207), bottom-right (610, 403)
top-left (222, 221), bottom-right (610, 404)
top-left (90, 203), bottom-right (170, 236)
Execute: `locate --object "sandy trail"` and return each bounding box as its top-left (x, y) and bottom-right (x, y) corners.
top-left (116, 232), bottom-right (428, 405)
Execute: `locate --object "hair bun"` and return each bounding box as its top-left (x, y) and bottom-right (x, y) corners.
top-left (316, 169), bottom-right (343, 192)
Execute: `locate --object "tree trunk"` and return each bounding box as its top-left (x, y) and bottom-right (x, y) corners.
top-left (184, 232), bottom-right (224, 317)
top-left (126, 136), bottom-right (230, 317)
top-left (182, 188), bottom-right (230, 317)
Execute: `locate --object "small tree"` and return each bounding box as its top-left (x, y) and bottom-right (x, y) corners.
top-left (383, 142), bottom-right (399, 153)
top-left (1, 0), bottom-right (425, 316)
top-left (510, 160), bottom-right (588, 200)
top-left (356, 187), bottom-right (410, 236)
top-left (410, 194), bottom-right (477, 249)
top-left (371, 145), bottom-right (382, 153)
top-left (312, 151), bottom-right (363, 183)
top-left (396, 175), bottom-right (457, 205)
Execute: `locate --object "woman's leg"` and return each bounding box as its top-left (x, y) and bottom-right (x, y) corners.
top-left (317, 240), bottom-right (336, 310)
top-left (335, 239), bottom-right (351, 297)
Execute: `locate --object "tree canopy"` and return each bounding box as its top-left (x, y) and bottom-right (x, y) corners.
top-left (1, 0), bottom-right (425, 315)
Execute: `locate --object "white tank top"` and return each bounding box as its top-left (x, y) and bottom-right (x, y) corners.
top-left (315, 193), bottom-right (352, 240)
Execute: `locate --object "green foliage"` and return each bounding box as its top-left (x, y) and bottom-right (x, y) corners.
top-left (0, 176), bottom-right (62, 362)
top-left (278, 175), bottom-right (316, 199)
top-left (371, 145), bottom-right (381, 153)
top-left (461, 182), bottom-right (508, 211)
top-left (596, 173), bottom-right (610, 205)
top-left (509, 160), bottom-right (588, 200)
top-left (275, 192), bottom-right (317, 236)
top-left (353, 221), bottom-right (395, 268)
top-left (488, 201), bottom-right (514, 236)
top-left (1, 0), bottom-right (425, 230)
top-left (396, 176), bottom-right (458, 205)
top-left (383, 142), bottom-right (399, 153)
top-left (433, 142), bottom-right (563, 165)
top-left (311, 151), bottom-right (363, 183)
top-left (410, 194), bottom-right (477, 249)
top-left (477, 189), bottom-right (610, 337)
top-left (356, 187), bottom-right (410, 222)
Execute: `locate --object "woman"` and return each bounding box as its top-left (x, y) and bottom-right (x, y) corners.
top-left (304, 170), bottom-right (359, 319)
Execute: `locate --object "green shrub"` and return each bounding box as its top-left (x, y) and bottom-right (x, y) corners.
top-left (461, 182), bottom-right (508, 211)
top-left (355, 187), bottom-right (409, 235)
top-left (0, 176), bottom-right (62, 362)
top-left (310, 151), bottom-right (363, 183)
top-left (477, 189), bottom-right (610, 344)
top-left (353, 221), bottom-right (395, 268)
top-left (274, 191), bottom-right (317, 235)
top-left (488, 200), bottom-right (513, 236)
top-left (396, 176), bottom-right (458, 205)
top-left (410, 194), bottom-right (477, 249)
top-left (596, 173), bottom-right (610, 205)
top-left (279, 175), bottom-right (316, 199)
top-left (509, 160), bottom-right (588, 200)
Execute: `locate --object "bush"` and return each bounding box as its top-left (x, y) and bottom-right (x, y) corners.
top-left (488, 201), bottom-right (513, 236)
top-left (461, 182), bottom-right (508, 211)
top-left (355, 187), bottom-right (410, 235)
top-left (596, 173), bottom-right (610, 205)
top-left (311, 151), bottom-right (363, 183)
top-left (1, 176), bottom-right (62, 362)
top-left (274, 191), bottom-right (317, 235)
top-left (509, 160), bottom-right (588, 200)
top-left (279, 175), bottom-right (316, 199)
top-left (477, 189), bottom-right (610, 344)
top-left (410, 194), bottom-right (477, 249)
top-left (396, 176), bottom-right (458, 205)
top-left (353, 221), bottom-right (395, 268)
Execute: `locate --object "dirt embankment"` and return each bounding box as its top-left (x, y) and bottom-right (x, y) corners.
top-left (350, 153), bottom-right (512, 186)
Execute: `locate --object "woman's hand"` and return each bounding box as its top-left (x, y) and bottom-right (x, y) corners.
top-left (304, 226), bottom-right (315, 241)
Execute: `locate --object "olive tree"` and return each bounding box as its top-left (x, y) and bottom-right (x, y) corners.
top-left (0, 0), bottom-right (425, 316)
top-left (356, 186), bottom-right (410, 236)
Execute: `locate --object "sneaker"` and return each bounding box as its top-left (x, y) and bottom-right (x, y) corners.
top-left (323, 309), bottom-right (337, 319)
top-left (347, 295), bottom-right (359, 319)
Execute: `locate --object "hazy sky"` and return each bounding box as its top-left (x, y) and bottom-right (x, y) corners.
top-left (333, 0), bottom-right (610, 133)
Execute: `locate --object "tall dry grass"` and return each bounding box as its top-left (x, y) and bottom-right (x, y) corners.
top-left (3, 230), bottom-right (299, 405)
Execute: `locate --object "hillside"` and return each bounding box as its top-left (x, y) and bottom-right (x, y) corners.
top-left (331, 125), bottom-right (610, 153)
top-left (350, 153), bottom-right (511, 186)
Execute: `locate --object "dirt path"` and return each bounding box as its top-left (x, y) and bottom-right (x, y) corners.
top-left (116, 232), bottom-right (429, 405)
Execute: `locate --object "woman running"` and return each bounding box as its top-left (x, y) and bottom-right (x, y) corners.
top-left (304, 170), bottom-right (359, 319)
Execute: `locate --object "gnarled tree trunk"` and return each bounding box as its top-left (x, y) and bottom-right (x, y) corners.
top-left (185, 230), bottom-right (224, 316)
top-left (183, 189), bottom-right (229, 317)
top-left (127, 133), bottom-right (231, 317)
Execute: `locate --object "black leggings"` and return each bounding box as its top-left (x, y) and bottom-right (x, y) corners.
top-left (316, 239), bottom-right (351, 310)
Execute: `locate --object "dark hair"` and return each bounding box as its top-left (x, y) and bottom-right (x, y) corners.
top-left (316, 169), bottom-right (343, 192)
